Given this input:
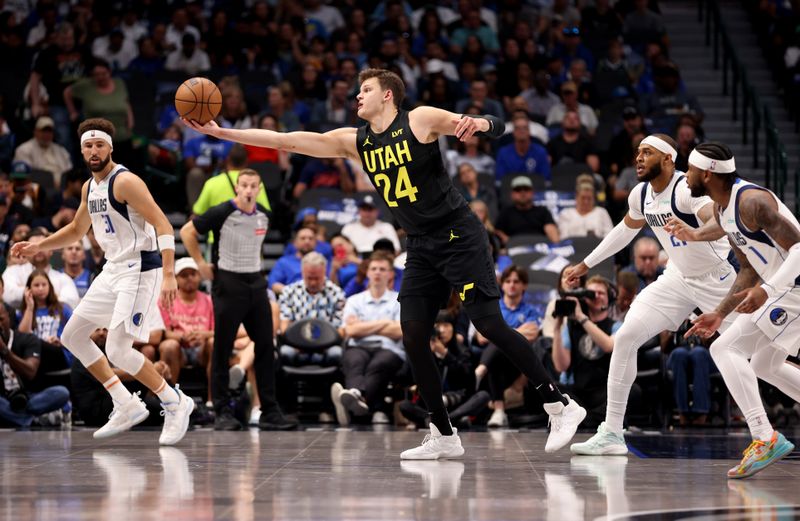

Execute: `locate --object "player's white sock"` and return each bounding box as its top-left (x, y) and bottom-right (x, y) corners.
top-left (103, 375), bottom-right (133, 404)
top-left (605, 315), bottom-right (656, 433)
top-left (747, 414), bottom-right (774, 442)
top-left (155, 380), bottom-right (180, 403)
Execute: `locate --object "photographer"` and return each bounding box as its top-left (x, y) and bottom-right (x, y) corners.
top-left (0, 304), bottom-right (70, 427)
top-left (551, 276), bottom-right (620, 427)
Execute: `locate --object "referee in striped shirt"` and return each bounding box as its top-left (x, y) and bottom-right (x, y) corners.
top-left (180, 168), bottom-right (296, 430)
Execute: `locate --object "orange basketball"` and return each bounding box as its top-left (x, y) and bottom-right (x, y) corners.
top-left (174, 77), bottom-right (222, 125)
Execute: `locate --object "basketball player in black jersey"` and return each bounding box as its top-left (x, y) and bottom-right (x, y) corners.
top-left (184, 68), bottom-right (586, 458)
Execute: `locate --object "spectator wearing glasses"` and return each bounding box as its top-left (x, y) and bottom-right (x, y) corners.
top-left (546, 81), bottom-right (598, 135)
top-left (12, 116), bottom-right (72, 187)
top-left (495, 176), bottom-right (560, 244)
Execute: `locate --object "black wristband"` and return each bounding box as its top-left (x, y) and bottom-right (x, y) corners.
top-left (464, 114), bottom-right (504, 139)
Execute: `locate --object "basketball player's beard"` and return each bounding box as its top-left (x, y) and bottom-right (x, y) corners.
top-left (638, 162), bottom-right (662, 183)
top-left (689, 182), bottom-right (707, 198)
top-left (85, 155), bottom-right (111, 173)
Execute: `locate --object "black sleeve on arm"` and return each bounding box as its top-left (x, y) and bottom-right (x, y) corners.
top-left (192, 202), bottom-right (233, 236)
top-left (464, 114), bottom-right (505, 139)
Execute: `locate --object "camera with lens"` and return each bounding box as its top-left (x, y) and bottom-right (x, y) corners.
top-left (7, 387), bottom-right (28, 412)
top-left (553, 288), bottom-right (597, 318)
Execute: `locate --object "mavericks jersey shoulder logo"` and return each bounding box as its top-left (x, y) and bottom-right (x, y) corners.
top-left (770, 308), bottom-right (788, 326)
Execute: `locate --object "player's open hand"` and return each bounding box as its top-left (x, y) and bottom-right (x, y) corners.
top-left (161, 273), bottom-right (178, 311)
top-left (10, 241), bottom-right (40, 259)
top-left (452, 116), bottom-right (485, 141)
top-left (664, 217), bottom-right (696, 242)
top-left (686, 312), bottom-right (722, 338)
top-left (181, 117), bottom-right (220, 136)
top-left (563, 262), bottom-right (588, 287)
top-left (734, 286), bottom-right (768, 314)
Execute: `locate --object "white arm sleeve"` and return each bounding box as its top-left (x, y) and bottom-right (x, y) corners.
top-left (762, 243), bottom-right (800, 297)
top-left (584, 220), bottom-right (641, 268)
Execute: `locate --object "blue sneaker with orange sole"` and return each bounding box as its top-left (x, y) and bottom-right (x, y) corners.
top-left (728, 431), bottom-right (795, 479)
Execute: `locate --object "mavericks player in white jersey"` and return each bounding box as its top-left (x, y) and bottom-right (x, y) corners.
top-left (565, 134), bottom-right (737, 455)
top-left (11, 118), bottom-right (195, 445)
top-left (677, 142), bottom-right (800, 478)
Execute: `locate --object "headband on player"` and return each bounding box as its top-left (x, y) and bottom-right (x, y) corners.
top-left (688, 149), bottom-right (736, 174)
top-left (80, 130), bottom-right (113, 148)
top-left (640, 136), bottom-right (677, 162)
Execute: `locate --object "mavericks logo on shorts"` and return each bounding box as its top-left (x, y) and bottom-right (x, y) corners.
top-left (132, 312), bottom-right (144, 327)
top-left (770, 308), bottom-right (787, 326)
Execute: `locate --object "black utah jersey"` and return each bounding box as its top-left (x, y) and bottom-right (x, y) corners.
top-left (356, 109), bottom-right (467, 235)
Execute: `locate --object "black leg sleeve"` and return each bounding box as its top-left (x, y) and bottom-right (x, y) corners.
top-left (469, 301), bottom-right (567, 406)
top-left (400, 296), bottom-right (453, 435)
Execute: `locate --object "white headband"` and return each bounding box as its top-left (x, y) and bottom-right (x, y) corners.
top-left (80, 130), bottom-right (113, 148)
top-left (640, 135), bottom-right (677, 162)
top-left (688, 149), bottom-right (736, 174)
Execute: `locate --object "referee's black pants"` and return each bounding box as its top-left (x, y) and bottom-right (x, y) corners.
top-left (211, 270), bottom-right (277, 413)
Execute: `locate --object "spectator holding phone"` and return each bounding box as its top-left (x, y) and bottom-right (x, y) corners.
top-left (329, 235), bottom-right (361, 288)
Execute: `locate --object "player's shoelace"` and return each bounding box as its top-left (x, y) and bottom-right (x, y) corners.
top-left (740, 439), bottom-right (766, 463)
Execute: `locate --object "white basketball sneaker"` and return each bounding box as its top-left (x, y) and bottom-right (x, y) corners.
top-left (544, 395), bottom-right (587, 453)
top-left (159, 386), bottom-right (195, 446)
top-left (570, 422), bottom-right (628, 455)
top-left (93, 392), bottom-right (149, 439)
top-left (400, 424), bottom-right (465, 460)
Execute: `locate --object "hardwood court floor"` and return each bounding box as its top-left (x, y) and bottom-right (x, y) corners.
top-left (1, 427), bottom-right (798, 520)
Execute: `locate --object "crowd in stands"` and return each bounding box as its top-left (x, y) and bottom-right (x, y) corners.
top-left (2, 0), bottom-right (791, 431)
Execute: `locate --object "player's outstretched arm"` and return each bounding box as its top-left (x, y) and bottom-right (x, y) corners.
top-left (564, 213), bottom-right (645, 285)
top-left (10, 181), bottom-right (93, 258)
top-left (687, 241), bottom-right (762, 337)
top-left (409, 106), bottom-right (504, 142)
top-left (182, 119), bottom-right (358, 160)
top-left (665, 202), bottom-right (726, 242)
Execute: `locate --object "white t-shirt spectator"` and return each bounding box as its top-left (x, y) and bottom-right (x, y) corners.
top-left (3, 264), bottom-right (80, 311)
top-left (556, 206), bottom-right (614, 239)
top-left (341, 220), bottom-right (401, 255)
top-left (165, 48), bottom-right (211, 75)
top-left (165, 24), bottom-right (201, 51)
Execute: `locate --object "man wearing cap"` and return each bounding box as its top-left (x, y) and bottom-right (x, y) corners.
top-left (565, 133), bottom-right (737, 456)
top-left (180, 168), bottom-right (296, 431)
top-left (495, 176), bottom-right (560, 244)
top-left (341, 195), bottom-right (401, 256)
top-left (608, 106), bottom-right (646, 177)
top-left (157, 257), bottom-right (215, 399)
top-left (546, 81), bottom-right (599, 135)
top-left (13, 116), bottom-right (72, 188)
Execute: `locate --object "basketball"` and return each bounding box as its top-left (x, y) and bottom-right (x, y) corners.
top-left (174, 77), bottom-right (222, 125)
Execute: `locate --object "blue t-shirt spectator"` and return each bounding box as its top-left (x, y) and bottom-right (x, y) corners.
top-left (270, 253), bottom-right (331, 289)
top-left (183, 136), bottom-right (233, 167)
top-left (62, 269), bottom-right (92, 298)
top-left (495, 141), bottom-right (551, 181)
top-left (499, 298), bottom-right (541, 329)
top-left (18, 305), bottom-right (73, 342)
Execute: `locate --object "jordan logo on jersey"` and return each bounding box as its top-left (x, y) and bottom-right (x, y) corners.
top-left (362, 140), bottom-right (412, 173)
top-left (363, 136), bottom-right (372, 146)
top-left (89, 199), bottom-right (108, 214)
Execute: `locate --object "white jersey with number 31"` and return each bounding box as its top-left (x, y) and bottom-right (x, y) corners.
top-left (86, 164), bottom-right (158, 263)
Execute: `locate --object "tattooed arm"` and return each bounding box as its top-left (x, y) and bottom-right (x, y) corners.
top-left (685, 239), bottom-right (761, 338)
top-left (735, 191), bottom-right (800, 311)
